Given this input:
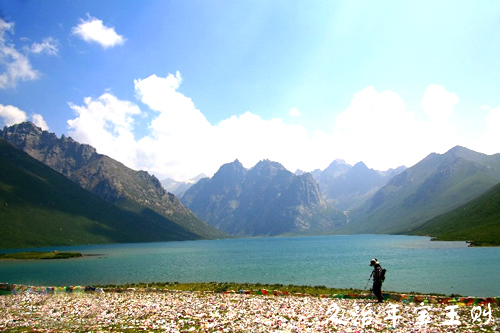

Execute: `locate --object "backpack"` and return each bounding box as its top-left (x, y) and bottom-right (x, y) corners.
top-left (381, 269), bottom-right (387, 282)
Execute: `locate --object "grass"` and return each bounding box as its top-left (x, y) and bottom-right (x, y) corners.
top-left (0, 251), bottom-right (83, 260)
top-left (92, 281), bottom-right (448, 297)
top-left (346, 150), bottom-right (500, 240)
top-left (411, 181), bottom-right (500, 246)
top-left (0, 139), bottom-right (210, 249)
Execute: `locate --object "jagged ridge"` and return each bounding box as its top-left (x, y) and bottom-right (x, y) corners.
top-left (182, 159), bottom-right (347, 236)
top-left (0, 122), bottom-right (226, 240)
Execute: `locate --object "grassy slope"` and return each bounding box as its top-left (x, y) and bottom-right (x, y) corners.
top-left (345, 148), bottom-right (500, 236)
top-left (0, 139), bottom-right (205, 249)
top-left (74, 156), bottom-right (226, 240)
top-left (410, 182), bottom-right (500, 246)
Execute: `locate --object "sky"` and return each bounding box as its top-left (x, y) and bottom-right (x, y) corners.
top-left (1, 1), bottom-right (500, 181)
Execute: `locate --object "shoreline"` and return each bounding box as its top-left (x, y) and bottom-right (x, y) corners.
top-left (2, 281), bottom-right (499, 300)
top-left (1, 285), bottom-right (498, 332)
top-left (0, 251), bottom-right (84, 260)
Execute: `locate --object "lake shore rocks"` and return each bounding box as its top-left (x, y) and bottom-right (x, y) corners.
top-left (1, 287), bottom-right (498, 332)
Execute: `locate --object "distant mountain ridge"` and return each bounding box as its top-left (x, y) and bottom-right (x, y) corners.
top-left (345, 146), bottom-right (500, 235)
top-left (308, 160), bottom-right (406, 210)
top-left (182, 159), bottom-right (347, 236)
top-left (0, 122), bottom-right (225, 240)
top-left (161, 174), bottom-right (207, 197)
top-left (3, 122), bottom-right (499, 246)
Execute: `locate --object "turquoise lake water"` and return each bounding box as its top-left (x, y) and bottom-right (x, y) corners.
top-left (1, 235), bottom-right (499, 297)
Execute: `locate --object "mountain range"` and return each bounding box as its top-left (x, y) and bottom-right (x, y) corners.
top-left (181, 159), bottom-right (347, 236)
top-left (306, 160), bottom-right (406, 210)
top-left (0, 138), bottom-right (213, 248)
top-left (344, 146), bottom-right (500, 236)
top-left (0, 122), bottom-right (225, 248)
top-left (181, 146), bottom-right (500, 245)
top-left (2, 122), bottom-right (499, 247)
top-left (161, 174), bottom-right (207, 197)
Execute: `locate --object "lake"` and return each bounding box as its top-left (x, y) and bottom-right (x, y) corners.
top-left (1, 235), bottom-right (499, 297)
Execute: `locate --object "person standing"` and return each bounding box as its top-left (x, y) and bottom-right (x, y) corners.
top-left (370, 258), bottom-right (384, 303)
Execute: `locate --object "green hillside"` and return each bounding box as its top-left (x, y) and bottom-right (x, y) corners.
top-left (0, 122), bottom-right (226, 241)
top-left (0, 139), bottom-right (208, 249)
top-left (344, 146), bottom-right (500, 235)
top-left (410, 182), bottom-right (500, 246)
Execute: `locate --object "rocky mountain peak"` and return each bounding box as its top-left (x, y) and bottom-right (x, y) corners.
top-left (352, 161), bottom-right (369, 171)
top-left (212, 159), bottom-right (247, 184)
top-left (254, 159), bottom-right (284, 168)
top-left (1, 122), bottom-right (98, 175)
top-left (322, 159), bottom-right (351, 178)
top-left (329, 158), bottom-right (349, 168)
top-left (250, 159), bottom-right (288, 177)
top-left (216, 159), bottom-right (246, 174)
top-left (1, 122), bottom-right (225, 239)
top-left (181, 159), bottom-right (345, 236)
top-left (445, 145), bottom-right (499, 165)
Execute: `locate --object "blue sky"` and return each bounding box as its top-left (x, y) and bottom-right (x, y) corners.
top-left (1, 1), bottom-right (499, 181)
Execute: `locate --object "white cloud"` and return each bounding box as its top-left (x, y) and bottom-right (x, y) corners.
top-left (67, 93), bottom-right (141, 168)
top-left (0, 19), bottom-right (40, 89)
top-left (29, 37), bottom-right (59, 56)
top-left (0, 104), bottom-right (27, 126)
top-left (134, 72), bottom-right (210, 136)
top-left (289, 107), bottom-right (300, 116)
top-left (0, 104), bottom-right (49, 130)
top-left (215, 112), bottom-right (310, 172)
top-left (31, 113), bottom-right (49, 130)
top-left (0, 19), bottom-right (14, 39)
top-left (134, 72), bottom-right (221, 178)
top-left (71, 15), bottom-right (126, 49)
top-left (421, 84), bottom-right (458, 122)
top-left (68, 72), bottom-right (315, 180)
top-left (65, 76), bottom-right (494, 181)
top-left (470, 106), bottom-right (500, 155)
top-left (333, 85), bottom-right (458, 169)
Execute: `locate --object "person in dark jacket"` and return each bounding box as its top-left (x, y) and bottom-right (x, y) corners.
top-left (370, 258), bottom-right (384, 303)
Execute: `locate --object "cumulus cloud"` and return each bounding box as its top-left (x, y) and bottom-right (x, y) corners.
top-left (67, 93), bottom-right (141, 168)
top-left (0, 104), bottom-right (27, 126)
top-left (215, 112), bottom-right (310, 171)
top-left (0, 19), bottom-right (39, 89)
top-left (71, 15), bottom-right (126, 49)
top-left (66, 75), bottom-right (489, 181)
top-left (0, 104), bottom-right (48, 130)
top-left (289, 107), bottom-right (300, 116)
top-left (134, 72), bottom-right (211, 136)
top-left (132, 72), bottom-right (217, 177)
top-left (67, 72), bottom-right (315, 180)
top-left (333, 85), bottom-right (459, 169)
top-left (31, 113), bottom-right (49, 130)
top-left (421, 84), bottom-right (458, 122)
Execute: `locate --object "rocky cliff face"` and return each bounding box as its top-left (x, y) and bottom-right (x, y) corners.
top-left (1, 122), bottom-right (225, 239)
top-left (182, 159), bottom-right (347, 236)
top-left (0, 123), bottom-right (97, 175)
